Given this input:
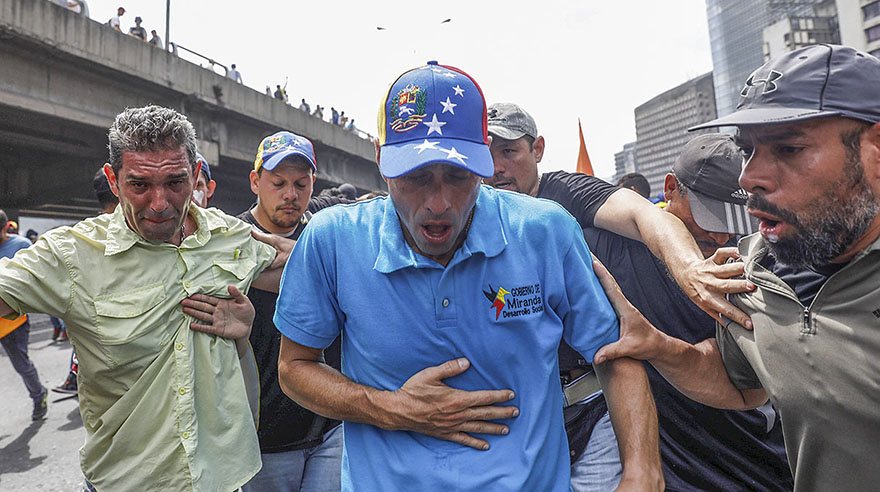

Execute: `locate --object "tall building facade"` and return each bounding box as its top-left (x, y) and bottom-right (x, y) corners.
top-left (837, 0), bottom-right (880, 56)
top-left (706, 0), bottom-right (827, 117)
top-left (613, 142), bottom-right (637, 184)
top-left (763, 0), bottom-right (840, 59)
top-left (633, 73), bottom-right (717, 197)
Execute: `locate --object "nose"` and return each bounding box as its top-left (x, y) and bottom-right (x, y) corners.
top-left (739, 146), bottom-right (775, 195)
top-left (424, 183), bottom-right (452, 216)
top-left (148, 188), bottom-right (170, 214)
top-left (281, 184), bottom-right (298, 202)
top-left (707, 231), bottom-right (732, 246)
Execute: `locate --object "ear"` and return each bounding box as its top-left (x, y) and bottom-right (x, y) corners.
top-left (103, 163), bottom-right (120, 197)
top-left (663, 173), bottom-right (678, 200)
top-left (249, 170), bottom-right (260, 195)
top-left (311, 173), bottom-right (317, 185)
top-left (374, 139), bottom-right (381, 167)
top-left (193, 162), bottom-right (202, 183)
top-left (206, 180), bottom-right (217, 200)
top-left (533, 136), bottom-right (545, 163)
top-left (862, 122), bottom-right (880, 183)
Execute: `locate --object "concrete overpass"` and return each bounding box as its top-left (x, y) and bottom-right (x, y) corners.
top-left (0, 0), bottom-right (384, 223)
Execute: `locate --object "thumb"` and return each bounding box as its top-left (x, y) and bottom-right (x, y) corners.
top-left (227, 284), bottom-right (244, 300)
top-left (593, 341), bottom-right (623, 365)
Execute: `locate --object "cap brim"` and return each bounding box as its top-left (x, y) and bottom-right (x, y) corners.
top-left (380, 138), bottom-right (493, 178)
top-left (688, 190), bottom-right (758, 236)
top-left (262, 149), bottom-right (317, 172)
top-left (487, 125), bottom-right (527, 141)
top-left (689, 107), bottom-right (842, 131)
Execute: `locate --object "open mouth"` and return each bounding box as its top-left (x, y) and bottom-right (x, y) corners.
top-left (749, 209), bottom-right (785, 239)
top-left (492, 180), bottom-right (515, 190)
top-left (421, 223), bottom-right (452, 245)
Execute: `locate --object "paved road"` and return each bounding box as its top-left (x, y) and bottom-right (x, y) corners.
top-left (0, 314), bottom-right (86, 491)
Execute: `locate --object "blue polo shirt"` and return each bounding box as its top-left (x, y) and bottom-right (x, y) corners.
top-left (275, 185), bottom-right (618, 491)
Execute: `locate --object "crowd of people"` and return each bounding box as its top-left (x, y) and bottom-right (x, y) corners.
top-left (2, 42), bottom-right (880, 492)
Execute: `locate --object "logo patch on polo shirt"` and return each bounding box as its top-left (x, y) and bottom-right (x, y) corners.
top-left (483, 283), bottom-right (544, 321)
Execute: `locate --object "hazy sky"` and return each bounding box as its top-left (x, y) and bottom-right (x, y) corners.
top-left (82, 0), bottom-right (713, 179)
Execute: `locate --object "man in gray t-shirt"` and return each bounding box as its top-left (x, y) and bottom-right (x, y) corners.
top-left (592, 44), bottom-right (880, 491)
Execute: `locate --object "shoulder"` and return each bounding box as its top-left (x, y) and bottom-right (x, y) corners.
top-left (486, 186), bottom-right (581, 239)
top-left (7, 235), bottom-right (32, 251)
top-left (541, 170), bottom-right (613, 191)
top-left (202, 206), bottom-right (252, 235)
top-left (306, 196), bottom-right (385, 231)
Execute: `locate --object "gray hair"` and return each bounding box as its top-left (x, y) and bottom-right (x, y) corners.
top-left (107, 105), bottom-right (198, 174)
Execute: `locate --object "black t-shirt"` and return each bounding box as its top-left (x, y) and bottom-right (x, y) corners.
top-left (536, 171), bottom-right (618, 372)
top-left (238, 195), bottom-right (350, 453)
top-left (585, 227), bottom-right (792, 491)
top-left (760, 254), bottom-right (844, 307)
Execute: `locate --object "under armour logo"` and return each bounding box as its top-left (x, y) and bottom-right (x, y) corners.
top-left (730, 189), bottom-right (749, 200)
top-left (741, 70), bottom-right (783, 97)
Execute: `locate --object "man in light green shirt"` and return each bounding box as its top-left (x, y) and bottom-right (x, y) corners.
top-left (0, 105), bottom-right (288, 491)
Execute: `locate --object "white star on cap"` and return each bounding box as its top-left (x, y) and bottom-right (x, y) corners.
top-left (444, 147), bottom-right (468, 164)
top-left (453, 85), bottom-right (465, 97)
top-left (439, 97), bottom-right (457, 115)
top-left (442, 71), bottom-right (456, 78)
top-left (423, 114), bottom-right (446, 136)
top-left (414, 139), bottom-right (440, 154)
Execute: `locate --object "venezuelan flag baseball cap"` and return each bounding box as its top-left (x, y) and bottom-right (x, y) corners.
top-left (254, 131), bottom-right (317, 173)
top-left (377, 61), bottom-right (493, 178)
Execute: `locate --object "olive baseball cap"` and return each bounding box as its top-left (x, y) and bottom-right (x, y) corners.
top-left (691, 44), bottom-right (880, 130)
top-left (673, 134), bottom-right (757, 235)
top-left (487, 103), bottom-right (538, 141)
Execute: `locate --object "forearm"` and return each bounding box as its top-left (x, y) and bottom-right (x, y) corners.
top-left (278, 356), bottom-right (399, 429)
top-left (593, 191), bottom-right (703, 281)
top-left (651, 336), bottom-right (767, 410)
top-left (252, 267), bottom-right (282, 293)
top-left (633, 208), bottom-right (703, 275)
top-left (596, 357), bottom-right (661, 483)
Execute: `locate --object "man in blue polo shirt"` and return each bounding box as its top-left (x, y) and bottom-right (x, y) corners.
top-left (275, 62), bottom-right (662, 491)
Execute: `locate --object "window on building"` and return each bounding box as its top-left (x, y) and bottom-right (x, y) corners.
top-left (864, 1), bottom-right (880, 21)
top-left (871, 48), bottom-right (880, 59)
top-left (867, 24), bottom-right (880, 42)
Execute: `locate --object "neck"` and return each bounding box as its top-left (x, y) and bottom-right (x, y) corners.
top-left (526, 174), bottom-right (542, 197)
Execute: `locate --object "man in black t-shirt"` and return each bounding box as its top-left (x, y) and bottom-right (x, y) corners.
top-left (585, 134), bottom-right (790, 491)
top-left (239, 131), bottom-right (351, 492)
top-left (485, 104), bottom-right (770, 490)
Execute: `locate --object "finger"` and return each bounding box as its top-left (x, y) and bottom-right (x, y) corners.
top-left (415, 358), bottom-right (472, 382)
top-left (451, 420), bottom-right (510, 436)
top-left (182, 306), bottom-right (215, 323)
top-left (450, 388), bottom-right (517, 408)
top-left (703, 262), bottom-right (746, 280)
top-left (453, 404), bottom-right (519, 422)
top-left (190, 321), bottom-right (221, 335)
top-left (700, 295), bottom-right (753, 330)
top-left (251, 229), bottom-right (279, 246)
top-left (180, 299), bottom-right (216, 316)
top-left (710, 247), bottom-right (740, 265)
top-left (704, 278), bottom-right (755, 295)
top-left (185, 293), bottom-right (219, 306)
top-left (430, 431), bottom-right (490, 451)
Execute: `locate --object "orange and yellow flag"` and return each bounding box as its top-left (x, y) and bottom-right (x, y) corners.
top-left (576, 119), bottom-right (594, 176)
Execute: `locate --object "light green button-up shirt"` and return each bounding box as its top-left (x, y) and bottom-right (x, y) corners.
top-left (0, 205), bottom-right (275, 492)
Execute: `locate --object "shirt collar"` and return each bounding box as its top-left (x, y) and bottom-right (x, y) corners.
top-left (373, 186), bottom-right (508, 274)
top-left (104, 204), bottom-right (227, 256)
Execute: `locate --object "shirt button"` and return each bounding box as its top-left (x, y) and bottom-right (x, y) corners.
top-left (175, 342), bottom-right (184, 351)
top-left (183, 281), bottom-right (191, 289)
top-left (442, 298), bottom-right (450, 308)
top-left (179, 387), bottom-right (187, 395)
top-left (182, 431), bottom-right (191, 439)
